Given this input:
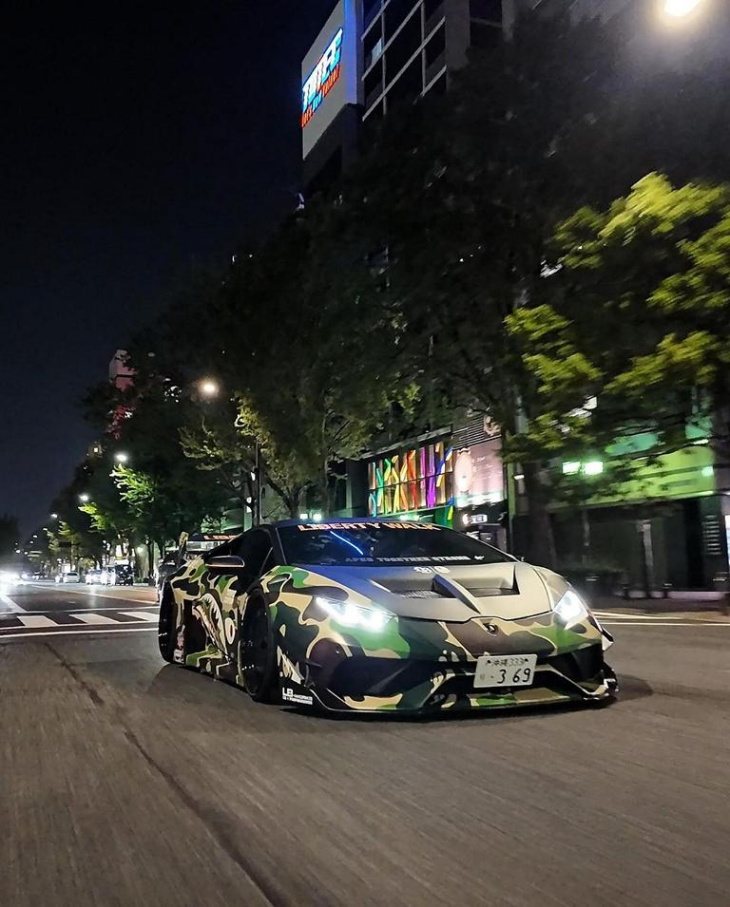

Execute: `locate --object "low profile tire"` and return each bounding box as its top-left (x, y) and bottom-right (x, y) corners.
top-left (240, 596), bottom-right (278, 702)
top-left (158, 586), bottom-right (178, 664)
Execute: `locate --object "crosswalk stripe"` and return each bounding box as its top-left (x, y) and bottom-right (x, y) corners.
top-left (118, 611), bottom-right (158, 622)
top-left (0, 627), bottom-right (158, 641)
top-left (17, 615), bottom-right (57, 628)
top-left (70, 612), bottom-right (118, 625)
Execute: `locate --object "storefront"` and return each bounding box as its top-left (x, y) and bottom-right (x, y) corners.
top-left (366, 432), bottom-right (455, 526)
top-left (362, 418), bottom-right (508, 540)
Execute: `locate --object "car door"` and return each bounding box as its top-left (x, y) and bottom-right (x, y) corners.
top-left (195, 530), bottom-right (275, 661)
top-left (222, 529), bottom-right (276, 660)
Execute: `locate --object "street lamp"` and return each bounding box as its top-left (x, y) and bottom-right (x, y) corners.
top-left (50, 513), bottom-right (58, 520)
top-left (79, 493), bottom-right (90, 503)
top-left (114, 451), bottom-right (129, 464)
top-left (662, 0), bottom-right (703, 18)
top-left (198, 379), bottom-right (219, 399)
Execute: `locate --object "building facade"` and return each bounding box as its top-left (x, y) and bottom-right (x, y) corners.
top-left (302, 0), bottom-right (532, 194)
top-left (302, 0), bottom-right (730, 587)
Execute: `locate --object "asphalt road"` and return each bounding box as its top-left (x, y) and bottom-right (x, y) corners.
top-left (0, 584), bottom-right (728, 906)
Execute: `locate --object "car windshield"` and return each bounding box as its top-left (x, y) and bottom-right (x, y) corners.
top-left (278, 522), bottom-right (511, 567)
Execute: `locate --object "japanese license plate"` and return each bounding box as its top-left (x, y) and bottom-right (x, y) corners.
top-left (474, 654), bottom-right (537, 689)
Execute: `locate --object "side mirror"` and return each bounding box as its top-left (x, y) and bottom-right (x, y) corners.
top-left (208, 555), bottom-right (246, 573)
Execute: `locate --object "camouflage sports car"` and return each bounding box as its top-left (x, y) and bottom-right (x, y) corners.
top-left (158, 519), bottom-right (617, 714)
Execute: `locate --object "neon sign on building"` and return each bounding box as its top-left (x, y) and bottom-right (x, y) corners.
top-left (301, 28), bottom-right (343, 129)
top-left (368, 441), bottom-right (454, 517)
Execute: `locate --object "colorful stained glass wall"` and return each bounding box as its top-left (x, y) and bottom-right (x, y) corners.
top-left (368, 441), bottom-right (454, 517)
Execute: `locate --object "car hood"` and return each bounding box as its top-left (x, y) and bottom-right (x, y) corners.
top-left (297, 562), bottom-right (569, 622)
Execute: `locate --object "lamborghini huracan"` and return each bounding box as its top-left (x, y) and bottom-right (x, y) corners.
top-left (158, 519), bottom-right (617, 714)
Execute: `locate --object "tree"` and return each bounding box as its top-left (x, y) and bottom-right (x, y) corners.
top-left (510, 173), bottom-right (730, 476)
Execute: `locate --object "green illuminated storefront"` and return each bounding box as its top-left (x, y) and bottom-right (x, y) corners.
top-left (511, 432), bottom-right (729, 590)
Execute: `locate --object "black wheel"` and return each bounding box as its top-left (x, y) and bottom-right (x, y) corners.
top-left (240, 596), bottom-right (277, 702)
top-left (158, 586), bottom-right (178, 663)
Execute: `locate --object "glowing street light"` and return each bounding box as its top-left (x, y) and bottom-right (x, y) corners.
top-left (50, 513), bottom-right (58, 519)
top-left (662, 0), bottom-right (703, 18)
top-left (79, 493), bottom-right (90, 503)
top-left (198, 379), bottom-right (219, 399)
top-left (114, 451), bottom-right (129, 464)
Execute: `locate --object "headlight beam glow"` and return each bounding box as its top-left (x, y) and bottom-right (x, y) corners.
top-left (553, 590), bottom-right (588, 628)
top-left (316, 596), bottom-right (392, 631)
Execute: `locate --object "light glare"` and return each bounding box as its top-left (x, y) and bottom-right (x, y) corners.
top-left (199, 379), bottom-right (219, 398)
top-left (316, 596), bottom-right (391, 631)
top-left (554, 590), bottom-right (588, 627)
top-left (663, 0), bottom-right (701, 17)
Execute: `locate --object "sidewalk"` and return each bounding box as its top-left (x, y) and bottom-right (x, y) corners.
top-left (589, 592), bottom-right (730, 620)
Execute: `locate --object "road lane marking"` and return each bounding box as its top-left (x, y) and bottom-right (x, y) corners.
top-left (0, 593), bottom-right (24, 613)
top-left (3, 606), bottom-right (158, 615)
top-left (594, 611), bottom-right (717, 620)
top-left (118, 611), bottom-right (158, 622)
top-left (602, 621), bottom-right (730, 627)
top-left (0, 627), bottom-right (158, 641)
top-left (17, 615), bottom-right (58, 628)
top-left (26, 583), bottom-right (156, 605)
top-left (70, 612), bottom-right (119, 625)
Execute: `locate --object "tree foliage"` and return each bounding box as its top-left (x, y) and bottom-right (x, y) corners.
top-left (509, 172), bottom-right (730, 497)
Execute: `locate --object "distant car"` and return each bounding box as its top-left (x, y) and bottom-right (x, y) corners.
top-left (85, 569), bottom-right (103, 585)
top-left (159, 519), bottom-right (618, 715)
top-left (101, 564), bottom-right (134, 586)
top-left (156, 557), bottom-right (182, 590)
top-left (56, 571), bottom-right (80, 584)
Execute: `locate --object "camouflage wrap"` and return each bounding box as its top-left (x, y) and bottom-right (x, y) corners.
top-left (168, 558), bottom-right (248, 685)
top-left (165, 556), bottom-right (615, 715)
top-left (261, 566), bottom-right (613, 713)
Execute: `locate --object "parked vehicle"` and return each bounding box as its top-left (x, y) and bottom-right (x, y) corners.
top-left (100, 564), bottom-right (134, 586)
top-left (85, 569), bottom-right (103, 585)
top-left (56, 571), bottom-right (80, 584)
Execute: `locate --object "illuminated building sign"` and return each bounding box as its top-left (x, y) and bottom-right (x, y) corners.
top-left (368, 442), bottom-right (454, 517)
top-left (301, 28), bottom-right (343, 129)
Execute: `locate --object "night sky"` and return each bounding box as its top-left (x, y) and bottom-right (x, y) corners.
top-left (2, 1), bottom-right (337, 536)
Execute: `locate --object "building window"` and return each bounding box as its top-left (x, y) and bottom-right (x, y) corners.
top-left (424, 23), bottom-right (446, 85)
top-left (364, 20), bottom-right (384, 71)
top-left (364, 0), bottom-right (383, 31)
top-left (364, 61), bottom-right (384, 110)
top-left (384, 11), bottom-right (423, 87)
top-left (385, 0), bottom-right (422, 43)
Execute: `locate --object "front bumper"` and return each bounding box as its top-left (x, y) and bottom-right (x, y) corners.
top-left (274, 603), bottom-right (616, 714)
top-left (303, 646), bottom-right (613, 713)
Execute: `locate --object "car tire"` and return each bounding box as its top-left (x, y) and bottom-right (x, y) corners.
top-left (158, 586), bottom-right (178, 663)
top-left (239, 595), bottom-right (278, 703)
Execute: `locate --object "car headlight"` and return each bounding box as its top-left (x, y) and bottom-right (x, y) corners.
top-left (553, 589), bottom-right (588, 628)
top-left (316, 596), bottom-right (393, 632)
